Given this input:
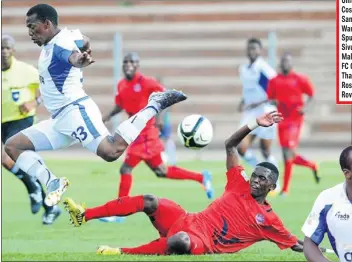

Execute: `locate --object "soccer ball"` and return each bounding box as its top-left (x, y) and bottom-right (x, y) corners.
top-left (177, 114), bottom-right (213, 149)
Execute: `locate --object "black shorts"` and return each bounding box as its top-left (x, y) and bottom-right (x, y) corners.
top-left (1, 116), bottom-right (34, 143)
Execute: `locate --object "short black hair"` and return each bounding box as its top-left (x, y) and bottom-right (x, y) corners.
top-left (257, 162), bottom-right (279, 183)
top-left (339, 146), bottom-right (352, 171)
top-left (26, 4), bottom-right (58, 26)
top-left (247, 37), bottom-right (262, 48)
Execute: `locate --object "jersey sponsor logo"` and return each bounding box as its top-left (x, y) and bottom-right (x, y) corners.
top-left (255, 213), bottom-right (265, 225)
top-left (335, 211), bottom-right (350, 220)
top-left (11, 90), bottom-right (20, 102)
top-left (212, 216), bottom-right (240, 246)
top-left (133, 83), bottom-right (141, 92)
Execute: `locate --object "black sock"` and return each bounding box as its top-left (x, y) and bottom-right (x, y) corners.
top-left (14, 169), bottom-right (39, 194)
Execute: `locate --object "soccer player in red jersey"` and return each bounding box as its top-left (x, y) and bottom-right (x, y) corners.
top-left (102, 53), bottom-right (214, 205)
top-left (267, 53), bottom-right (319, 196)
top-left (64, 111), bottom-right (313, 256)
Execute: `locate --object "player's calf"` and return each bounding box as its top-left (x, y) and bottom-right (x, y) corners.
top-left (167, 231), bottom-right (191, 255)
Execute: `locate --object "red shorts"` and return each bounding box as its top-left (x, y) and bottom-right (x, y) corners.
top-left (278, 120), bottom-right (302, 149)
top-left (125, 137), bottom-right (164, 168)
top-left (150, 198), bottom-right (208, 255)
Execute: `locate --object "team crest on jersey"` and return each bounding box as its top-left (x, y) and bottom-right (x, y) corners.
top-left (255, 214), bottom-right (265, 225)
top-left (11, 90), bottom-right (20, 102)
top-left (133, 83), bottom-right (141, 92)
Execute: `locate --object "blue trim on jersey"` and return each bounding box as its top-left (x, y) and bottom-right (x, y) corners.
top-left (52, 96), bottom-right (89, 119)
top-left (258, 71), bottom-right (269, 92)
top-left (75, 103), bottom-right (100, 139)
top-left (49, 44), bottom-right (73, 93)
top-left (326, 228), bottom-right (338, 256)
top-left (311, 204), bottom-right (332, 245)
top-left (74, 40), bottom-right (84, 49)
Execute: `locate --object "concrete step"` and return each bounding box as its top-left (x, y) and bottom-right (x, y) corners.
top-left (3, 21), bottom-right (335, 34)
top-left (3, 2), bottom-right (335, 17)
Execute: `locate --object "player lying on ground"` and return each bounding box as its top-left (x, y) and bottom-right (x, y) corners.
top-left (302, 146), bottom-right (352, 262)
top-left (267, 53), bottom-right (319, 196)
top-left (64, 111), bottom-right (329, 256)
top-left (1, 34), bottom-right (60, 224)
top-left (102, 53), bottom-right (213, 205)
top-left (4, 4), bottom-right (186, 207)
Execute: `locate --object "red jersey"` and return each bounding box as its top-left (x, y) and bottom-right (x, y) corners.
top-left (267, 71), bottom-right (314, 121)
top-left (115, 72), bottom-right (165, 139)
top-left (191, 166), bottom-right (297, 254)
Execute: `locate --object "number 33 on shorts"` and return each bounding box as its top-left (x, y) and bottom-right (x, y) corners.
top-left (71, 126), bottom-right (88, 142)
top-left (21, 98), bottom-right (109, 153)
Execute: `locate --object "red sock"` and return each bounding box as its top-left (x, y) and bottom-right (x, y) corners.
top-left (85, 195), bottom-right (144, 221)
top-left (166, 166), bottom-right (203, 184)
top-left (293, 155), bottom-right (317, 171)
top-left (119, 174), bottom-right (132, 198)
top-left (122, 238), bottom-right (167, 255)
top-left (282, 160), bottom-right (293, 193)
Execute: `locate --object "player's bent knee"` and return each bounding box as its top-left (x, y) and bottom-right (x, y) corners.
top-left (154, 165), bottom-right (167, 178)
top-left (167, 232), bottom-right (191, 255)
top-left (4, 138), bottom-right (19, 161)
top-left (120, 163), bottom-right (133, 174)
top-left (98, 149), bottom-right (123, 162)
top-left (4, 133), bottom-right (35, 161)
top-left (143, 194), bottom-right (158, 214)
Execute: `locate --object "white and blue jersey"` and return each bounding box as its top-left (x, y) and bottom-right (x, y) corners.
top-left (239, 57), bottom-right (276, 106)
top-left (302, 183), bottom-right (352, 262)
top-left (21, 28), bottom-right (109, 154)
top-left (38, 28), bottom-right (87, 115)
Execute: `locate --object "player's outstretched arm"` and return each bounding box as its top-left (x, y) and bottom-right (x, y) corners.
top-left (303, 237), bottom-right (331, 262)
top-left (225, 111), bottom-right (283, 171)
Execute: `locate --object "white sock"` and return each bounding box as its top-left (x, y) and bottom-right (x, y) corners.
top-left (116, 105), bottom-right (158, 144)
top-left (243, 150), bottom-right (258, 167)
top-left (15, 151), bottom-right (57, 188)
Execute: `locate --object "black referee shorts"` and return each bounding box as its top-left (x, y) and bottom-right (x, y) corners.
top-left (1, 116), bottom-right (34, 143)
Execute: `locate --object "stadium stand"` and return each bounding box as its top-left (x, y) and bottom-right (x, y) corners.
top-left (3, 0), bottom-right (346, 148)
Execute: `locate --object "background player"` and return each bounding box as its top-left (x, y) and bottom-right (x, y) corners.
top-left (1, 34), bottom-right (60, 224)
top-left (267, 53), bottom-right (319, 196)
top-left (4, 4), bottom-right (187, 207)
top-left (102, 53), bottom-right (213, 206)
top-left (64, 111), bottom-right (330, 256)
top-left (237, 38), bottom-right (278, 168)
top-left (302, 146), bottom-right (352, 262)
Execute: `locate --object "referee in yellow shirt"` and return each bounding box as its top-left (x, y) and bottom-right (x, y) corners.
top-left (2, 34), bottom-right (61, 225)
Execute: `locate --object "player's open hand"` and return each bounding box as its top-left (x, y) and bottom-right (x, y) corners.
top-left (256, 111), bottom-right (283, 127)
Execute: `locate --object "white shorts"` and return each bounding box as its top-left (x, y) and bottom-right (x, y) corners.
top-left (239, 103), bottom-right (276, 140)
top-left (21, 96), bottom-right (110, 153)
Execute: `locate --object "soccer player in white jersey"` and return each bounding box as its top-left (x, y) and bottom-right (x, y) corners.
top-left (237, 38), bottom-right (278, 169)
top-left (302, 146), bottom-right (352, 262)
top-left (4, 4), bottom-right (187, 207)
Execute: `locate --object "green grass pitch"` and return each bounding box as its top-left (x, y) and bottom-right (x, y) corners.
top-left (2, 159), bottom-right (341, 261)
